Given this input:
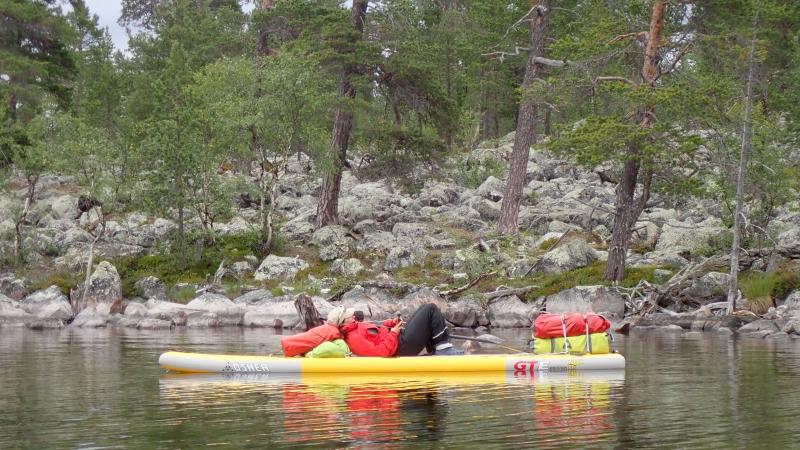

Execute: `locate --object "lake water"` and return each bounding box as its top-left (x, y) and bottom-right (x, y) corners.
top-left (1, 327), bottom-right (799, 449)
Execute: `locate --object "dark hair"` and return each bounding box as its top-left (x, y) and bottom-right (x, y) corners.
top-left (354, 310), bottom-right (364, 322)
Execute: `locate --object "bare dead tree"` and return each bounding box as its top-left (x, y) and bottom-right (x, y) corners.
top-left (13, 174), bottom-right (39, 265)
top-left (727, 3), bottom-right (760, 314)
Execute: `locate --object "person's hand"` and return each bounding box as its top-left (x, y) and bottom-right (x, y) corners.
top-left (391, 319), bottom-right (404, 334)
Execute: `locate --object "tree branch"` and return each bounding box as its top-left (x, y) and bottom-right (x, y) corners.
top-left (594, 76), bottom-right (637, 86)
top-left (608, 31), bottom-right (648, 45)
top-left (484, 285), bottom-right (540, 301)
top-left (657, 42), bottom-right (693, 80)
top-left (439, 271), bottom-right (497, 298)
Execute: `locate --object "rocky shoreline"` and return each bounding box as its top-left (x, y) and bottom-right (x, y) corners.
top-left (2, 133), bottom-right (800, 340)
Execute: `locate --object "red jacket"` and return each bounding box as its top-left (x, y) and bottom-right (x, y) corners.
top-left (340, 319), bottom-right (400, 357)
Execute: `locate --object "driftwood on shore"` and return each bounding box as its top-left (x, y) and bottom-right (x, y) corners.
top-left (294, 294), bottom-right (320, 330)
top-left (620, 249), bottom-right (773, 320)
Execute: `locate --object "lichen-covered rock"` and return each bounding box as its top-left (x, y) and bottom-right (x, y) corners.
top-left (0, 294), bottom-right (33, 326)
top-left (398, 288), bottom-right (446, 318)
top-left (134, 276), bottom-right (167, 300)
top-left (145, 299), bottom-right (192, 326)
top-left (544, 285), bottom-right (625, 317)
top-left (487, 295), bottom-right (536, 328)
top-left (392, 222), bottom-right (430, 240)
top-left (254, 255), bottom-right (309, 281)
top-left (233, 289), bottom-right (279, 306)
top-left (281, 208), bottom-right (316, 241)
top-left (48, 194), bottom-right (78, 220)
top-left (654, 217), bottom-right (725, 255)
top-left (124, 302), bottom-right (148, 318)
top-left (242, 300), bottom-right (299, 328)
top-left (738, 319), bottom-right (780, 334)
top-left (73, 261), bottom-right (123, 314)
top-left (70, 306), bottom-right (108, 328)
top-left (312, 225), bottom-right (354, 261)
top-left (384, 246), bottom-right (426, 271)
top-left (185, 293), bottom-right (244, 327)
top-left (537, 240), bottom-right (598, 275)
top-left (444, 298), bottom-right (488, 328)
top-left (435, 205), bottom-right (486, 231)
top-left (229, 261), bottom-right (254, 279)
top-left (331, 258), bottom-right (365, 277)
top-left (0, 275), bottom-right (29, 300)
top-left (779, 291), bottom-right (800, 319)
top-left (416, 183), bottom-right (461, 207)
top-left (683, 272), bottom-right (731, 301)
top-left (20, 286), bottom-right (73, 321)
top-left (475, 176), bottom-right (504, 202)
top-left (356, 231), bottom-right (396, 254)
top-left (339, 287), bottom-right (394, 322)
top-left (776, 227), bottom-right (800, 258)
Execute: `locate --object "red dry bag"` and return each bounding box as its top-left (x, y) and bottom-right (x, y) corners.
top-left (533, 313), bottom-right (610, 339)
top-left (281, 323), bottom-right (342, 357)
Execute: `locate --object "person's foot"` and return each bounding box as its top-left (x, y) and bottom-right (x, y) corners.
top-left (433, 345), bottom-right (463, 356)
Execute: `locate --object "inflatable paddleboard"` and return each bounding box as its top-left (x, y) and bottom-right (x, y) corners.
top-left (159, 351), bottom-right (625, 374)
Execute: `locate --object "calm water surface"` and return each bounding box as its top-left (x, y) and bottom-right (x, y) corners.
top-left (1, 327), bottom-right (799, 449)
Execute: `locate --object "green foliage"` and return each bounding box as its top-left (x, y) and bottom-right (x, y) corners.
top-left (357, 123), bottom-right (446, 188)
top-left (169, 284), bottom-right (198, 303)
top-left (29, 271), bottom-right (83, 295)
top-left (394, 255), bottom-right (451, 287)
top-left (449, 157), bottom-right (505, 189)
top-left (739, 268), bottom-right (800, 303)
top-left (538, 238), bottom-right (558, 251)
top-left (115, 231), bottom-right (262, 297)
top-left (528, 262), bottom-right (660, 299)
top-left (694, 231), bottom-right (734, 258)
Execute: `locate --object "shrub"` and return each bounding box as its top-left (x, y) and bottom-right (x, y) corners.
top-left (29, 271), bottom-right (83, 295)
top-left (739, 268), bottom-right (800, 304)
top-left (529, 262), bottom-right (659, 298)
top-left (450, 157), bottom-right (505, 189)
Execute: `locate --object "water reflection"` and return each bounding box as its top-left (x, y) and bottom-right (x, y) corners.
top-left (158, 371), bottom-right (625, 448)
top-left (3, 327), bottom-right (799, 449)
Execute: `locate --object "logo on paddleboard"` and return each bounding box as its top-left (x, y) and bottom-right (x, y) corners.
top-left (222, 362), bottom-right (271, 373)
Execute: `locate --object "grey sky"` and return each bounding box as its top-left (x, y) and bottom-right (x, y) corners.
top-left (83, 1), bottom-right (265, 53)
top-left (84, 0), bottom-right (128, 51)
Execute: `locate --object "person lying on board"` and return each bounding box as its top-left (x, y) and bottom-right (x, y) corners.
top-left (328, 304), bottom-right (463, 357)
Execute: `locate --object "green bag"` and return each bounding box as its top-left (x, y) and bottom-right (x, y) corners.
top-left (305, 339), bottom-right (350, 358)
top-left (531, 332), bottom-right (611, 355)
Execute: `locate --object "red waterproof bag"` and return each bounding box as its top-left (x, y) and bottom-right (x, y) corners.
top-left (533, 313), bottom-right (610, 339)
top-left (281, 323), bottom-right (342, 357)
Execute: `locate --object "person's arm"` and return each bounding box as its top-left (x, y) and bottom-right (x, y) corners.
top-left (363, 323), bottom-right (400, 357)
top-left (382, 318), bottom-right (400, 328)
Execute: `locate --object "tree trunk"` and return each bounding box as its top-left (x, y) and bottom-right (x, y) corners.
top-left (602, 0), bottom-right (665, 282)
top-left (479, 69), bottom-right (499, 142)
top-left (13, 175), bottom-right (38, 265)
top-left (8, 92), bottom-right (17, 122)
top-left (604, 158), bottom-right (641, 281)
top-left (315, 0), bottom-right (369, 229)
top-left (80, 207), bottom-right (106, 313)
top-left (294, 294), bottom-right (321, 331)
top-left (727, 4), bottom-right (760, 314)
top-left (256, 0), bottom-right (277, 57)
top-left (497, 0), bottom-right (551, 235)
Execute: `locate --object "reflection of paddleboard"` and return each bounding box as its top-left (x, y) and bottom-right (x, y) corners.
top-left (158, 370), bottom-right (626, 389)
top-left (158, 351), bottom-right (625, 374)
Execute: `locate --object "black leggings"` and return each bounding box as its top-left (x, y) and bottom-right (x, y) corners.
top-left (395, 303), bottom-right (450, 356)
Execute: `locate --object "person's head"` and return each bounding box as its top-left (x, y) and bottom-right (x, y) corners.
top-left (327, 305), bottom-right (355, 327)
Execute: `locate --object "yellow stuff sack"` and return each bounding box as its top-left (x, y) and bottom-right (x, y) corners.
top-left (305, 339), bottom-right (350, 358)
top-left (532, 332), bottom-right (611, 355)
